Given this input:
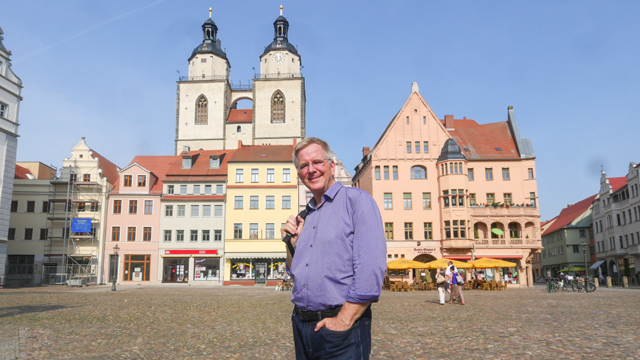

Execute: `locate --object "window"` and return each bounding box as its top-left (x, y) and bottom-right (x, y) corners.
top-left (375, 166), bottom-right (380, 180)
top-left (504, 193), bottom-right (512, 206)
top-left (236, 169), bottom-right (244, 183)
top-left (406, 142), bottom-right (411, 153)
top-left (385, 223), bottom-right (393, 240)
top-left (7, 228), bottom-right (15, 240)
top-left (124, 175), bottom-right (132, 187)
top-left (193, 185), bottom-right (200, 195)
top-left (113, 200), bottom-right (122, 214)
top-left (112, 227), bottom-right (120, 241)
top-left (78, 202), bottom-right (86, 212)
top-left (144, 200), bottom-right (153, 214)
top-left (176, 230), bottom-right (184, 242)
top-left (216, 184), bottom-right (223, 194)
top-left (91, 203), bottom-right (98, 212)
top-left (485, 168), bottom-right (493, 181)
top-left (249, 223), bottom-right (259, 239)
top-left (528, 168), bottom-right (534, 179)
top-left (410, 166), bottom-right (426, 179)
top-left (214, 205), bottom-right (223, 217)
top-left (470, 193), bottom-right (476, 206)
top-left (203, 205), bottom-right (211, 217)
top-left (423, 141), bottom-right (429, 153)
top-left (237, 125), bottom-right (241, 132)
top-left (204, 185), bottom-right (212, 195)
top-left (70, 173), bottom-right (77, 182)
top-left (487, 193), bottom-right (495, 205)
top-left (530, 192), bottom-right (536, 207)
top-left (164, 230), bottom-right (171, 242)
top-left (468, 168), bottom-right (474, 181)
top-left (383, 166), bottom-right (389, 180)
top-left (261, 223), bottom-right (274, 239)
top-left (209, 156), bottom-right (220, 169)
top-left (384, 193), bottom-right (393, 210)
top-left (26, 201), bottom-right (35, 213)
top-left (180, 185), bottom-right (187, 195)
top-left (271, 91), bottom-right (285, 123)
top-left (40, 228), bottom-right (48, 240)
top-left (267, 169), bottom-right (275, 183)
top-left (214, 230), bottom-right (222, 241)
top-left (42, 201), bottom-right (49, 213)
top-left (195, 95), bottom-right (208, 124)
top-left (423, 193), bottom-right (431, 209)
top-left (579, 229), bottom-right (586, 238)
top-left (202, 230), bottom-right (210, 242)
top-left (0, 103), bottom-right (7, 118)
top-left (190, 230), bottom-right (198, 242)
top-left (24, 228), bottom-right (33, 240)
top-left (250, 196), bottom-right (259, 209)
top-left (165, 205), bottom-right (173, 217)
top-left (406, 116), bottom-right (409, 124)
top-left (403, 193), bottom-right (412, 210)
top-left (415, 141), bottom-right (420, 153)
top-left (191, 205), bottom-right (199, 217)
top-left (81, 174), bottom-right (90, 182)
top-left (392, 166), bottom-right (398, 180)
top-left (182, 158), bottom-right (192, 169)
top-left (502, 168), bottom-right (510, 181)
top-left (177, 205), bottom-right (186, 217)
top-left (234, 224), bottom-right (243, 239)
top-left (283, 168), bottom-right (291, 182)
top-left (235, 196), bottom-right (243, 209)
top-left (457, 190), bottom-right (464, 207)
top-left (424, 223), bottom-right (433, 240)
top-left (10, 201), bottom-right (17, 212)
top-left (137, 175), bottom-right (146, 187)
top-left (143, 227), bottom-right (152, 241)
top-left (266, 196), bottom-right (275, 209)
top-left (282, 196), bottom-right (291, 209)
top-left (167, 185), bottom-right (174, 194)
top-left (444, 221), bottom-right (451, 239)
top-left (404, 223), bottom-right (413, 240)
top-left (129, 200), bottom-right (138, 214)
top-left (127, 227), bottom-right (136, 242)
top-left (251, 169), bottom-right (259, 183)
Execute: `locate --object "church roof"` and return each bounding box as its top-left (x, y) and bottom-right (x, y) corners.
top-left (227, 109), bottom-right (252, 124)
top-left (447, 119), bottom-right (520, 160)
top-left (262, 39), bottom-right (298, 56)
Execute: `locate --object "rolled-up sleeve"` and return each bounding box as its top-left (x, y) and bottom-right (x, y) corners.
top-left (345, 192), bottom-right (387, 304)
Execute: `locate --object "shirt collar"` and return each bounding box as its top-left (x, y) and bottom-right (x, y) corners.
top-left (307, 182), bottom-right (343, 210)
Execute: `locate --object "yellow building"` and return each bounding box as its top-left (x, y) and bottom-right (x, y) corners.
top-left (224, 143), bottom-right (297, 285)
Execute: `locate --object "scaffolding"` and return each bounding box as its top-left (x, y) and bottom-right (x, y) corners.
top-left (45, 165), bottom-right (103, 285)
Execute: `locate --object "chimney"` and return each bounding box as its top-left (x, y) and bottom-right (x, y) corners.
top-left (238, 140), bottom-right (243, 148)
top-left (182, 146), bottom-right (190, 153)
top-left (444, 115), bottom-right (454, 129)
top-left (293, 138), bottom-right (297, 147)
top-left (363, 147), bottom-right (370, 157)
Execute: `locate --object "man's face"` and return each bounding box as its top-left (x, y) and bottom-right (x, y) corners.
top-left (297, 143), bottom-right (335, 198)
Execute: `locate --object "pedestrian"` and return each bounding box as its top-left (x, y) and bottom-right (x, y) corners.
top-left (445, 260), bottom-right (453, 294)
top-left (281, 137), bottom-right (387, 360)
top-left (435, 267), bottom-right (447, 305)
top-left (448, 266), bottom-right (466, 305)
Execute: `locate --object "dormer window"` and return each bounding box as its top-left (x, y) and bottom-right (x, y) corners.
top-left (123, 175), bottom-right (132, 187)
top-left (210, 156), bottom-right (220, 169)
top-left (138, 175), bottom-right (146, 187)
top-left (182, 157), bottom-right (192, 169)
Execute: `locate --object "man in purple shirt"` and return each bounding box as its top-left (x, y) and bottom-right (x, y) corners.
top-left (281, 137), bottom-right (387, 359)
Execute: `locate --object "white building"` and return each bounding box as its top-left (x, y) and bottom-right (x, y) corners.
top-left (592, 163), bottom-right (640, 283)
top-left (0, 26), bottom-right (22, 285)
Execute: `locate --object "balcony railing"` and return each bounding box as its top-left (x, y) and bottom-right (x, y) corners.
top-left (254, 72), bottom-right (302, 79)
top-left (179, 75), bottom-right (228, 82)
top-left (444, 238), bottom-right (541, 247)
top-left (469, 205), bottom-right (539, 216)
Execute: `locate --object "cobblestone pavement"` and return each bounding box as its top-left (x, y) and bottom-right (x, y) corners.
top-left (1, 285), bottom-right (639, 359)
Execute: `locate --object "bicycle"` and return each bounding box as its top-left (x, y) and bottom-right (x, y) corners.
top-left (571, 277), bottom-right (596, 293)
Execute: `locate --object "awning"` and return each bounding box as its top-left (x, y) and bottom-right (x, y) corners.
top-left (192, 254), bottom-right (221, 258)
top-left (474, 255), bottom-right (523, 259)
top-left (589, 260), bottom-right (605, 270)
top-left (225, 252), bottom-right (286, 259)
top-left (161, 255), bottom-right (191, 258)
top-left (445, 256), bottom-right (472, 260)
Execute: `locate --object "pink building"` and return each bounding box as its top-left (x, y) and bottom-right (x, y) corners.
top-left (352, 83), bottom-right (542, 286)
top-left (104, 156), bottom-right (174, 285)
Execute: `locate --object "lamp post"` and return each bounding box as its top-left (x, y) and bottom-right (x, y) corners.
top-left (111, 244), bottom-right (120, 292)
top-left (581, 242), bottom-right (588, 285)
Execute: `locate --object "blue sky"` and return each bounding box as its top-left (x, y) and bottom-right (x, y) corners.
top-left (2, 1), bottom-right (639, 221)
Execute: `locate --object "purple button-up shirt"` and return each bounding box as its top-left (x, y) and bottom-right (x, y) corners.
top-left (290, 182), bottom-right (387, 311)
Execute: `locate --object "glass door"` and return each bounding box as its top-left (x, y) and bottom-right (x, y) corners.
top-left (255, 262), bottom-right (267, 284)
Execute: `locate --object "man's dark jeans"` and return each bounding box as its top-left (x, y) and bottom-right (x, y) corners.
top-left (292, 306), bottom-right (372, 360)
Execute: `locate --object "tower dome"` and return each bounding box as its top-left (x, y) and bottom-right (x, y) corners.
top-left (437, 139), bottom-right (467, 162)
top-left (262, 5), bottom-right (298, 56)
top-left (189, 9), bottom-right (227, 61)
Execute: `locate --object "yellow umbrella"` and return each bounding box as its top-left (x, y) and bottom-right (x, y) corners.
top-left (386, 258), bottom-right (428, 270)
top-left (468, 257), bottom-right (517, 268)
top-left (423, 258), bottom-right (473, 270)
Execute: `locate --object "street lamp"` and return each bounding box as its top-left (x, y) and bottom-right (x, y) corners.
top-left (581, 242), bottom-right (588, 285)
top-left (111, 244), bottom-right (120, 292)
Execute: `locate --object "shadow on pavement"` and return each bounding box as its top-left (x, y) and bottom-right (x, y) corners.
top-left (0, 304), bottom-right (75, 318)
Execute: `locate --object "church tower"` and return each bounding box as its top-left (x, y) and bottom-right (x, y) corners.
top-left (175, 8), bottom-right (231, 154)
top-left (253, 6), bottom-right (305, 145)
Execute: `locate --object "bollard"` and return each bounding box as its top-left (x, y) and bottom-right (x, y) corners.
top-left (606, 276), bottom-right (612, 288)
top-left (623, 276), bottom-right (629, 288)
top-left (594, 278), bottom-right (599, 287)
top-left (548, 279), bottom-right (554, 293)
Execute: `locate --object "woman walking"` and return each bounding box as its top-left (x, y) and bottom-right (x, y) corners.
top-left (435, 267), bottom-right (447, 305)
top-left (448, 266), bottom-right (466, 305)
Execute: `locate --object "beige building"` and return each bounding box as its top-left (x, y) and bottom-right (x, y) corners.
top-left (352, 83), bottom-right (542, 286)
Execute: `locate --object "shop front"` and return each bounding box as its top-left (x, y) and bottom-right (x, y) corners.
top-left (224, 253), bottom-right (287, 286)
top-left (162, 250), bottom-right (221, 284)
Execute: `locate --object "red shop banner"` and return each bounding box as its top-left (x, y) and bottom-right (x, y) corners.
top-left (164, 250), bottom-right (218, 255)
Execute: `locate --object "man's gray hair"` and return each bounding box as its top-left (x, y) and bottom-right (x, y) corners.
top-left (293, 137), bottom-right (334, 169)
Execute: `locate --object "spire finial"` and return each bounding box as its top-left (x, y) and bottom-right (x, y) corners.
top-left (209, 7), bottom-right (212, 19)
top-left (280, 5), bottom-right (283, 16)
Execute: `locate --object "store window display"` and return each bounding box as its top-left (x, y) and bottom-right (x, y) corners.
top-left (194, 257), bottom-right (220, 280)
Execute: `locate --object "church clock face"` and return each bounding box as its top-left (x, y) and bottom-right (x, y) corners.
top-left (272, 52), bottom-right (286, 64)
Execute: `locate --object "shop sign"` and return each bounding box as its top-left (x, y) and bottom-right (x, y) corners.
top-left (164, 250), bottom-right (218, 255)
top-left (71, 218), bottom-right (92, 233)
top-left (414, 248), bottom-right (436, 253)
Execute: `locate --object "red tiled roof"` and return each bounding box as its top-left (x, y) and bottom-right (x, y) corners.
top-left (227, 109), bottom-right (252, 123)
top-left (89, 149), bottom-right (120, 185)
top-left (543, 194), bottom-right (597, 236)
top-left (609, 177), bottom-right (627, 193)
top-left (229, 144), bottom-right (293, 163)
top-left (14, 164), bottom-right (33, 179)
top-left (166, 150), bottom-right (234, 176)
top-left (447, 119), bottom-right (520, 160)
top-left (125, 156), bottom-right (177, 192)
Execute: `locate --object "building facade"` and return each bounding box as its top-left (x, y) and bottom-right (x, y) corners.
top-left (0, 26), bottom-right (22, 284)
top-left (352, 83), bottom-right (542, 286)
top-left (592, 164), bottom-right (640, 282)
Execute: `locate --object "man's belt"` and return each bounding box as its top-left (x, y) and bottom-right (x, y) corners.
top-left (294, 306), bottom-right (342, 322)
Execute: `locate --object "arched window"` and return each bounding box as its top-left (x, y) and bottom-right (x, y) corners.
top-left (237, 125), bottom-right (241, 133)
top-left (271, 91), bottom-right (285, 123)
top-left (195, 95), bottom-right (208, 125)
top-left (410, 166), bottom-right (427, 179)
